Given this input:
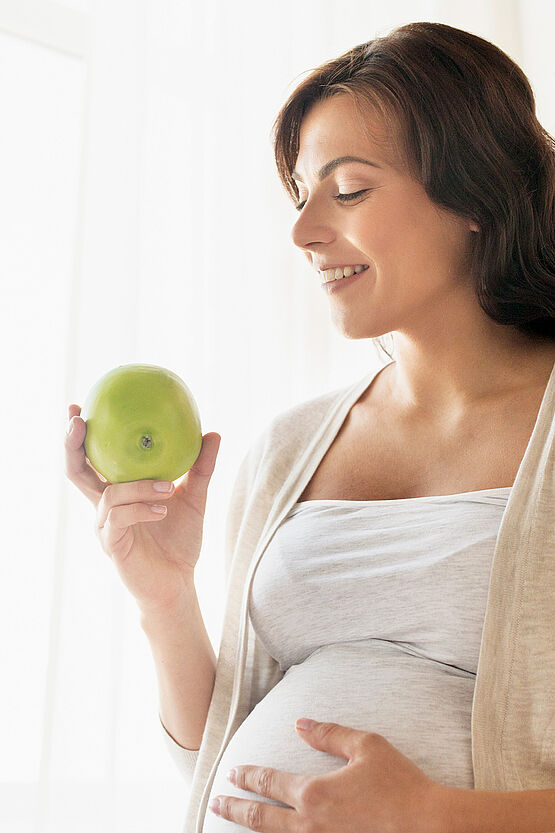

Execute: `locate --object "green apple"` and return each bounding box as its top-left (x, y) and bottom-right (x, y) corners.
top-left (81, 363), bottom-right (202, 484)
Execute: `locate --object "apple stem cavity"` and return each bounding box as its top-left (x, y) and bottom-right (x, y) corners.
top-left (141, 435), bottom-right (153, 449)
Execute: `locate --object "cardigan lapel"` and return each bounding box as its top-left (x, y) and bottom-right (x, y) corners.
top-left (471, 360), bottom-right (555, 789)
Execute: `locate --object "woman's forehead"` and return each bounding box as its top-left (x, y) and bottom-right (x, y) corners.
top-left (296, 96), bottom-right (404, 173)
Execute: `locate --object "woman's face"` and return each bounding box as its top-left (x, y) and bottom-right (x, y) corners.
top-left (290, 94), bottom-right (479, 341)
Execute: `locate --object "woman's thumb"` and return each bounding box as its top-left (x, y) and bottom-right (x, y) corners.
top-left (191, 432), bottom-right (221, 476)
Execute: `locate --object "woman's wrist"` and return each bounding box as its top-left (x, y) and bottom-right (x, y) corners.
top-left (139, 578), bottom-right (199, 636)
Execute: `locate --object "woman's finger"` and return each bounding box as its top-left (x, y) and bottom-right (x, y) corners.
top-left (96, 480), bottom-right (174, 529)
top-left (65, 404), bottom-right (106, 504)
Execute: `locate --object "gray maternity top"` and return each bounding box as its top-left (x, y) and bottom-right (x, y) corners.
top-left (202, 487), bottom-right (511, 831)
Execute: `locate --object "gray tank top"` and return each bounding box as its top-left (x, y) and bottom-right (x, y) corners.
top-left (202, 487), bottom-right (511, 831)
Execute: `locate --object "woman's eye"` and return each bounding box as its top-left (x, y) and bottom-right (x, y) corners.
top-left (333, 189), bottom-right (369, 204)
top-left (294, 190), bottom-right (369, 212)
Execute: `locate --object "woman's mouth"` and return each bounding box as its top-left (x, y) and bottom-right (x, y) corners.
top-left (320, 265), bottom-right (369, 293)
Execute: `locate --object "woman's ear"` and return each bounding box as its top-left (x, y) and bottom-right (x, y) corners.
top-left (469, 221), bottom-right (480, 232)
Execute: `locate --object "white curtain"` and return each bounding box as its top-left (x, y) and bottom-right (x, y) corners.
top-left (0, 1), bottom-right (552, 830)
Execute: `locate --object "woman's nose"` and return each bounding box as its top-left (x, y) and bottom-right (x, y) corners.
top-left (290, 205), bottom-right (335, 250)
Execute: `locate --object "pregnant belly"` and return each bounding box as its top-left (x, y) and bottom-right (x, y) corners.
top-left (202, 640), bottom-right (475, 832)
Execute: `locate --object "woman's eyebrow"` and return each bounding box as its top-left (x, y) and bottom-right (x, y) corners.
top-left (291, 155), bottom-right (382, 182)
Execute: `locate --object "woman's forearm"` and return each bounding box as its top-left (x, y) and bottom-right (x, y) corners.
top-left (140, 581), bottom-right (217, 751)
top-left (440, 784), bottom-right (555, 833)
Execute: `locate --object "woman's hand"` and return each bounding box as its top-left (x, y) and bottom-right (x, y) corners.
top-left (211, 719), bottom-right (450, 833)
top-left (64, 404), bottom-right (221, 615)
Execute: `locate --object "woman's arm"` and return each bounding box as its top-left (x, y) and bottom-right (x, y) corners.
top-left (141, 582), bottom-right (217, 751)
top-left (441, 785), bottom-right (555, 833)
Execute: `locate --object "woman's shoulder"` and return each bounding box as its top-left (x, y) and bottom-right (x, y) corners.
top-left (267, 369), bottom-right (382, 435)
top-left (240, 369), bottom-right (383, 481)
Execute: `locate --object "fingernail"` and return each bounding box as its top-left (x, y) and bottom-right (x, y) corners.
top-left (66, 419), bottom-right (74, 435)
top-left (154, 481), bottom-right (173, 492)
top-left (296, 718), bottom-right (317, 730)
top-left (209, 798), bottom-right (221, 816)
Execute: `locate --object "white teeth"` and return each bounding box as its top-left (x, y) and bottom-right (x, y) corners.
top-left (319, 264), bottom-right (368, 283)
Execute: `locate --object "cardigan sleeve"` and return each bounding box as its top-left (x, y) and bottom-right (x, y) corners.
top-left (159, 714), bottom-right (200, 784)
top-left (223, 437), bottom-right (265, 582)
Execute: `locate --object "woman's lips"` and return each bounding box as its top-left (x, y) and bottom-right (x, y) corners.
top-left (320, 266), bottom-right (369, 293)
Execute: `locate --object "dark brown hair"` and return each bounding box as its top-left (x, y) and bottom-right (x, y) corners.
top-left (270, 22), bottom-right (555, 361)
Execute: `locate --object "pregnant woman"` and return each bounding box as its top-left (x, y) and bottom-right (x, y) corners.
top-left (65, 21), bottom-right (555, 833)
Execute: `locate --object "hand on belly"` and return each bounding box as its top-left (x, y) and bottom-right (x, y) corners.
top-left (209, 718), bottom-right (448, 833)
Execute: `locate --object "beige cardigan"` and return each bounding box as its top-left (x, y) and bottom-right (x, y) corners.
top-left (161, 359), bottom-right (555, 832)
